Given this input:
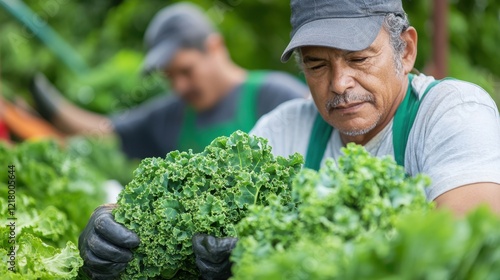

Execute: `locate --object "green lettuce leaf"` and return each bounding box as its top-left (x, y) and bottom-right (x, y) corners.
top-left (0, 230), bottom-right (82, 280)
top-left (0, 195), bottom-right (83, 279)
top-left (0, 140), bottom-right (106, 233)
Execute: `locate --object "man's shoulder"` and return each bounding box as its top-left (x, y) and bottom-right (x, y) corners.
top-left (262, 70), bottom-right (301, 83)
top-left (253, 70), bottom-right (309, 117)
top-left (251, 98), bottom-right (317, 158)
top-left (414, 74), bottom-right (497, 111)
top-left (259, 71), bottom-right (308, 96)
top-left (262, 98), bottom-right (317, 121)
top-left (251, 98), bottom-right (316, 136)
top-left (407, 74), bottom-right (500, 201)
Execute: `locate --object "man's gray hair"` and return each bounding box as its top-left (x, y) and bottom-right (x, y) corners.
top-left (294, 13), bottom-right (410, 74)
top-left (383, 13), bottom-right (410, 74)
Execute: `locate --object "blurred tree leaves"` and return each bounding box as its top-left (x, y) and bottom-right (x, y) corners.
top-left (405, 0), bottom-right (500, 99)
top-left (0, 0), bottom-right (499, 113)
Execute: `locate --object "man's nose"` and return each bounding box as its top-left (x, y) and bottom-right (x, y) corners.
top-left (329, 62), bottom-right (355, 95)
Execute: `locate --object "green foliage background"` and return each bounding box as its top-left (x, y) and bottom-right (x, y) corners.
top-left (0, 0), bottom-right (499, 113)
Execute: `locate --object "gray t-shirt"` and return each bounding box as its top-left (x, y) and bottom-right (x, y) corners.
top-left (112, 71), bottom-right (308, 159)
top-left (251, 73), bottom-right (500, 201)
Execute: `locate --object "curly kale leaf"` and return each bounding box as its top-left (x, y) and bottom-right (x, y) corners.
top-left (113, 131), bottom-right (303, 279)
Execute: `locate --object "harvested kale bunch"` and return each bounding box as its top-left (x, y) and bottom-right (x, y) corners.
top-left (113, 131), bottom-right (303, 279)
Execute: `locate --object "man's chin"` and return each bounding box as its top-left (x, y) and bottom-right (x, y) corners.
top-left (334, 121), bottom-right (379, 137)
top-left (338, 127), bottom-right (374, 137)
top-left (329, 112), bottom-right (382, 138)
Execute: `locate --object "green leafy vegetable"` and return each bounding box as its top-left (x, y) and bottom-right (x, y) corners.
top-left (0, 231), bottom-right (82, 280)
top-left (113, 130), bottom-right (303, 279)
top-left (232, 143), bottom-right (433, 279)
top-left (4, 195), bottom-right (78, 248)
top-left (0, 140), bottom-right (105, 279)
top-left (0, 195), bottom-right (83, 279)
top-left (0, 140), bottom-right (106, 232)
top-left (232, 207), bottom-right (500, 280)
top-left (60, 50), bottom-right (166, 114)
top-left (67, 136), bottom-right (139, 185)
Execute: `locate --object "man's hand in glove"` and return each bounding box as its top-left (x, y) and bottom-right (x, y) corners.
top-left (192, 234), bottom-right (238, 280)
top-left (78, 204), bottom-right (140, 280)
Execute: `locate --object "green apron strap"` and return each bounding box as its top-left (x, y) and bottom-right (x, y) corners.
top-left (238, 71), bottom-right (269, 131)
top-left (392, 75), bottom-right (452, 167)
top-left (392, 74), bottom-right (417, 167)
top-left (304, 114), bottom-right (333, 170)
top-left (178, 71), bottom-right (268, 152)
top-left (179, 107), bottom-right (199, 151)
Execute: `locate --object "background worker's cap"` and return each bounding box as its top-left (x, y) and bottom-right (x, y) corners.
top-left (281, 0), bottom-right (405, 62)
top-left (142, 3), bottom-right (215, 74)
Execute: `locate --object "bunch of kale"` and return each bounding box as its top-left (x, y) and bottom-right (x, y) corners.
top-left (113, 131), bottom-right (303, 279)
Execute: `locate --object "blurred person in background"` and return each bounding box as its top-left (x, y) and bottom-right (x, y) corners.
top-left (32, 2), bottom-right (308, 159)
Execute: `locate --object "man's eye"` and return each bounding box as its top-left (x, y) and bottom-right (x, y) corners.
top-left (309, 65), bottom-right (325, 71)
top-left (350, 57), bottom-right (367, 63)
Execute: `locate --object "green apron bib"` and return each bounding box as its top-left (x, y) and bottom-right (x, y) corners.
top-left (178, 71), bottom-right (268, 153)
top-left (304, 74), bottom-right (447, 170)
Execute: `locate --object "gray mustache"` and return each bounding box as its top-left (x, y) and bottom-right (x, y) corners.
top-left (326, 92), bottom-right (375, 110)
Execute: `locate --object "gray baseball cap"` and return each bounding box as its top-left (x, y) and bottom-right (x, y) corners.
top-left (142, 3), bottom-right (215, 73)
top-left (281, 0), bottom-right (404, 62)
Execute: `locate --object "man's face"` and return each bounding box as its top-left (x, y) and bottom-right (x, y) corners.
top-left (163, 48), bottom-right (219, 111)
top-left (301, 28), bottom-right (407, 143)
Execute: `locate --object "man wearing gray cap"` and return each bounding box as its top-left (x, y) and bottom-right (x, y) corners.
top-left (78, 0), bottom-right (500, 279)
top-left (33, 2), bottom-right (307, 158)
top-left (191, 0), bottom-right (500, 277)
top-left (255, 0), bottom-right (500, 213)
top-left (113, 3), bottom-right (307, 157)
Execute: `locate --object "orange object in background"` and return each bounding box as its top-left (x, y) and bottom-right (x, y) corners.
top-left (0, 96), bottom-right (64, 141)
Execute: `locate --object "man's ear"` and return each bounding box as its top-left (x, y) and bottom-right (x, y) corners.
top-left (401, 27), bottom-right (418, 75)
top-left (204, 34), bottom-right (225, 54)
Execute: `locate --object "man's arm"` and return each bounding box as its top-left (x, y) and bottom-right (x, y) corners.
top-left (434, 183), bottom-right (500, 216)
top-left (407, 79), bottom-right (500, 210)
top-left (31, 72), bottom-right (115, 136)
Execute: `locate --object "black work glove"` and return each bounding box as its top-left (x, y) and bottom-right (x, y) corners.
top-left (78, 204), bottom-right (140, 280)
top-left (192, 234), bottom-right (238, 280)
